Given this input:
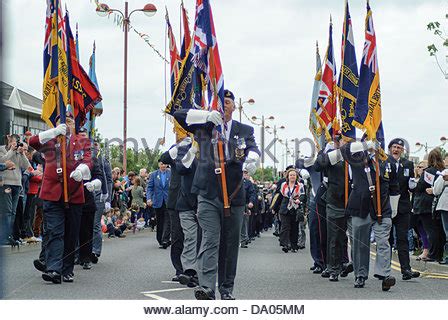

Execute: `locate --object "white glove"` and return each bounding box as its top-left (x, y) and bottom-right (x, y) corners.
top-left (408, 178), bottom-right (417, 190)
top-left (84, 179), bottom-right (102, 192)
top-left (328, 149), bottom-right (343, 165)
top-left (168, 145), bottom-right (178, 160)
top-left (178, 137), bottom-right (192, 147)
top-left (366, 140), bottom-right (378, 151)
top-left (244, 162), bottom-right (257, 175)
top-left (298, 169), bottom-right (310, 180)
top-left (206, 111), bottom-right (223, 126)
top-left (104, 202), bottom-right (111, 213)
top-left (70, 163), bottom-right (91, 182)
top-left (181, 145), bottom-right (198, 169)
top-left (324, 142), bottom-right (335, 153)
top-left (390, 195), bottom-right (400, 219)
top-left (70, 169), bottom-right (83, 182)
top-left (100, 193), bottom-right (109, 202)
top-left (38, 124), bottom-right (67, 144)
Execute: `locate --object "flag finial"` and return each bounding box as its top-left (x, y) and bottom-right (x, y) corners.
top-left (316, 41), bottom-right (319, 53)
top-left (330, 14), bottom-right (333, 25)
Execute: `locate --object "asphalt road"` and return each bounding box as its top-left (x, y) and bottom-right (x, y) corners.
top-left (2, 229), bottom-right (447, 300)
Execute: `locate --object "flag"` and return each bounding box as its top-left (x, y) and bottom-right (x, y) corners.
top-left (353, 2), bottom-right (384, 149)
top-left (309, 42), bottom-right (326, 151)
top-left (166, 9), bottom-right (181, 94)
top-left (82, 42), bottom-right (104, 139)
top-left (315, 20), bottom-right (338, 142)
top-left (338, 0), bottom-right (358, 141)
top-left (41, 0), bottom-right (68, 127)
top-left (180, 0), bottom-right (192, 60)
top-left (192, 0), bottom-right (224, 116)
top-left (65, 10), bottom-right (102, 132)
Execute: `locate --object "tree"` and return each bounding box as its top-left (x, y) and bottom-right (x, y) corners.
top-left (107, 144), bottom-right (161, 174)
top-left (252, 166), bottom-right (276, 183)
top-left (427, 14), bottom-right (448, 78)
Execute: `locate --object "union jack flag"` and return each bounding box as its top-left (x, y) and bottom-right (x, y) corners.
top-left (354, 2), bottom-right (385, 150)
top-left (192, 0), bottom-right (224, 115)
top-left (166, 10), bottom-right (181, 94)
top-left (315, 21), bottom-right (338, 141)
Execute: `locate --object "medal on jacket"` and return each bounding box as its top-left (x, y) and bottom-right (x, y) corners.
top-left (74, 150), bottom-right (84, 161)
top-left (236, 138), bottom-right (246, 161)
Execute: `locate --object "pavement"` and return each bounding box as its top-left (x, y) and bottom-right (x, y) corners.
top-left (1, 229), bottom-right (447, 300)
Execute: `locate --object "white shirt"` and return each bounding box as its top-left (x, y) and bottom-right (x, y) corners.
top-left (224, 119), bottom-right (233, 158)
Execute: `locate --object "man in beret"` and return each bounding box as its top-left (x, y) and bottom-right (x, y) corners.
top-left (174, 89), bottom-right (260, 300)
top-left (387, 138), bottom-right (420, 280)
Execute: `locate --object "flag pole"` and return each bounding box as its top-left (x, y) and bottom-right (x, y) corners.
top-left (375, 150), bottom-right (382, 223)
top-left (208, 49), bottom-right (230, 217)
top-left (56, 90), bottom-right (69, 207)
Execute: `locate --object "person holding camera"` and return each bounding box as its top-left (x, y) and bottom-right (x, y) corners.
top-left (0, 134), bottom-right (32, 246)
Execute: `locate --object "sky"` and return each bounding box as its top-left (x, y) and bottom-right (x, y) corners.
top-left (3, 0), bottom-right (448, 169)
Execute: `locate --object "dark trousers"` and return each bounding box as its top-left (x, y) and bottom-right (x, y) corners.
top-left (168, 209), bottom-right (184, 275)
top-left (155, 203), bottom-right (171, 245)
top-left (43, 201), bottom-right (82, 275)
top-left (289, 217), bottom-right (299, 250)
top-left (316, 201), bottom-right (328, 267)
top-left (33, 200), bottom-right (44, 237)
top-left (23, 194), bottom-right (37, 238)
top-left (389, 212), bottom-right (411, 273)
top-left (38, 211), bottom-right (48, 263)
top-left (78, 205), bottom-right (95, 263)
top-left (326, 215), bottom-right (347, 275)
top-left (13, 196), bottom-right (25, 239)
top-left (308, 198), bottom-right (325, 268)
top-left (279, 214), bottom-right (294, 248)
top-left (420, 213), bottom-right (446, 261)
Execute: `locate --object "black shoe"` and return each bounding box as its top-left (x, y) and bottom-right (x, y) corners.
top-left (7, 236), bottom-right (20, 249)
top-left (374, 274), bottom-right (386, 280)
top-left (172, 275), bottom-right (181, 282)
top-left (329, 274), bottom-right (339, 282)
top-left (321, 269), bottom-right (331, 278)
top-left (221, 292), bottom-right (236, 300)
top-left (382, 276), bottom-right (396, 291)
top-left (42, 271), bottom-right (62, 284)
top-left (354, 277), bottom-right (365, 288)
top-left (340, 263), bottom-right (354, 278)
top-left (402, 270), bottom-right (420, 280)
top-left (273, 232), bottom-right (279, 237)
top-left (62, 274), bottom-right (74, 283)
top-left (117, 233), bottom-right (126, 238)
top-left (298, 246), bottom-right (305, 250)
top-left (82, 262), bottom-right (92, 270)
top-left (162, 242), bottom-right (169, 249)
top-left (90, 253), bottom-right (99, 264)
top-left (310, 265), bottom-right (316, 271)
top-left (240, 242), bottom-right (248, 248)
top-left (282, 246), bottom-right (289, 253)
top-left (438, 259), bottom-right (448, 265)
top-left (313, 266), bottom-right (323, 274)
top-left (194, 286), bottom-right (215, 300)
top-left (33, 259), bottom-right (46, 273)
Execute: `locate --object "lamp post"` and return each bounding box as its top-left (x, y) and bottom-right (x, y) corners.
top-left (415, 136), bottom-right (447, 159)
top-left (265, 124), bottom-right (285, 178)
top-left (251, 115), bottom-right (274, 181)
top-left (237, 97), bottom-right (255, 122)
top-left (96, 2), bottom-right (157, 174)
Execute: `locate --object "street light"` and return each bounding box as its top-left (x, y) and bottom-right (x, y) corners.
top-left (237, 97), bottom-right (255, 122)
top-left (251, 115), bottom-right (274, 181)
top-left (96, 2), bottom-right (157, 174)
top-left (265, 124), bottom-right (285, 177)
top-left (415, 136), bottom-right (447, 158)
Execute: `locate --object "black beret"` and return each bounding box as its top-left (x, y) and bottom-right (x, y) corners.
top-left (224, 89), bottom-right (235, 101)
top-left (388, 138), bottom-right (405, 149)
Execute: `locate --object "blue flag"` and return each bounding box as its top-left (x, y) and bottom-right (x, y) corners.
top-left (354, 2), bottom-right (385, 152)
top-left (338, 1), bottom-right (358, 141)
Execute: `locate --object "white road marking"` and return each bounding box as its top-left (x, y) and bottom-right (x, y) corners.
top-left (143, 293), bottom-right (169, 300)
top-left (141, 287), bottom-right (192, 294)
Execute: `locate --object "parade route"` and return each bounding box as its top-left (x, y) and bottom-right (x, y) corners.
top-left (2, 229), bottom-right (447, 300)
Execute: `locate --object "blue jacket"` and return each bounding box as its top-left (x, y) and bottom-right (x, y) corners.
top-left (146, 169), bottom-right (171, 208)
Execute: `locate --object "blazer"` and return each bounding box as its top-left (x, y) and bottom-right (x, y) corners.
top-left (176, 144), bottom-right (198, 212)
top-left (160, 148), bottom-right (181, 210)
top-left (174, 109), bottom-right (260, 206)
top-left (29, 134), bottom-right (92, 204)
top-left (146, 169), bottom-right (171, 209)
top-left (341, 144), bottom-right (397, 220)
top-left (389, 157), bottom-right (414, 214)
